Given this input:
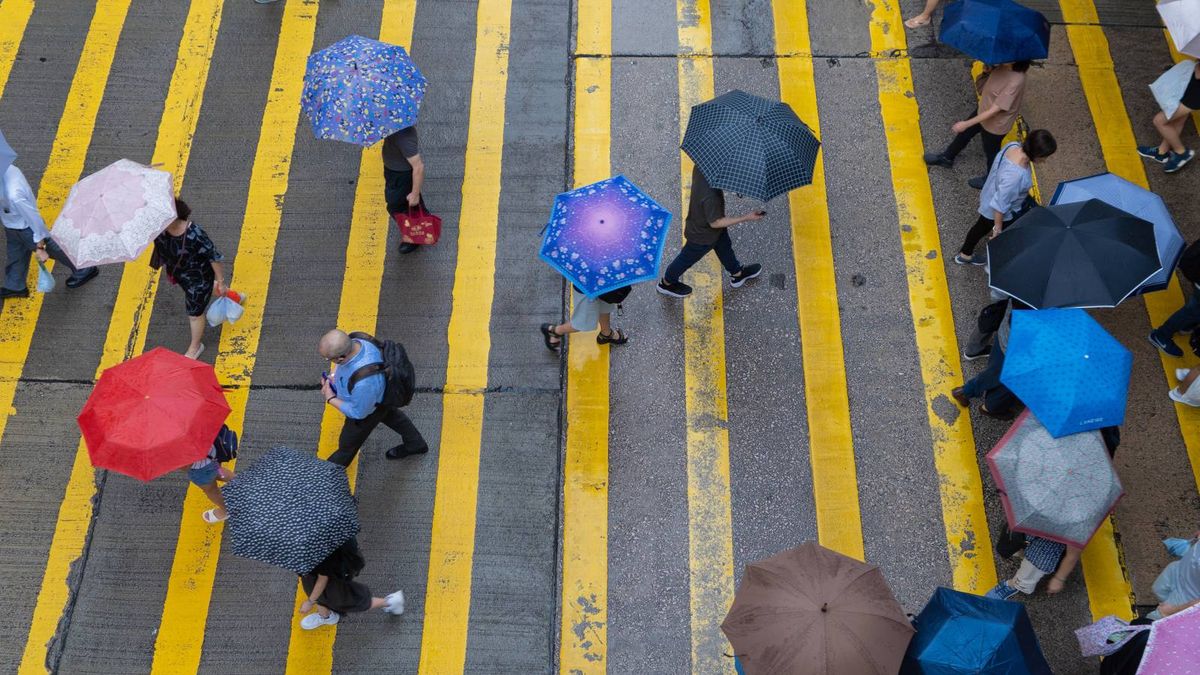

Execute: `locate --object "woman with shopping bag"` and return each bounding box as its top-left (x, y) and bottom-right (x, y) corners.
top-left (1138, 59), bottom-right (1200, 173)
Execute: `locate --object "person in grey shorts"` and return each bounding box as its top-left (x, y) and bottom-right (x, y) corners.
top-left (540, 284), bottom-right (631, 351)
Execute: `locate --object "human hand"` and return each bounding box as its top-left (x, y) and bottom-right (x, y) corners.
top-left (213, 279), bottom-right (226, 297)
top-left (744, 210), bottom-right (766, 222)
top-left (1046, 577), bottom-right (1065, 594)
top-left (407, 191), bottom-right (420, 207)
top-left (320, 378), bottom-right (333, 399)
top-left (1158, 602), bottom-right (1176, 617)
top-left (35, 248), bottom-right (49, 263)
top-left (300, 599), bottom-right (314, 614)
top-left (951, 120), bottom-right (970, 134)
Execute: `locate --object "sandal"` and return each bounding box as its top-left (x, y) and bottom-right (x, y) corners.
top-left (597, 328), bottom-right (628, 345)
top-left (202, 509), bottom-right (228, 524)
top-left (540, 323), bottom-right (562, 352)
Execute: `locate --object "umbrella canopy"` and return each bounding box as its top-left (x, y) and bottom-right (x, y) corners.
top-left (301, 35), bottom-right (427, 146)
top-left (78, 347), bottom-right (230, 481)
top-left (1139, 602), bottom-right (1200, 673)
top-left (223, 446), bottom-right (359, 575)
top-left (987, 200), bottom-right (1161, 309)
top-left (901, 587), bottom-right (1052, 674)
top-left (939, 0), bottom-right (1050, 64)
top-left (721, 542), bottom-right (914, 675)
top-left (1000, 308), bottom-right (1132, 437)
top-left (49, 159), bottom-right (176, 268)
top-left (1051, 172), bottom-right (1183, 294)
top-left (1158, 0), bottom-right (1200, 58)
top-left (0, 128), bottom-right (15, 177)
top-left (986, 411), bottom-right (1123, 548)
top-left (680, 90), bottom-right (820, 202)
top-left (539, 174), bottom-right (672, 298)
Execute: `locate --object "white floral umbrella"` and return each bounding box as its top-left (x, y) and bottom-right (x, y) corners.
top-left (50, 159), bottom-right (176, 267)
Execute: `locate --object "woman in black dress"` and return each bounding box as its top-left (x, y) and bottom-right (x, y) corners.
top-left (298, 537), bottom-right (405, 630)
top-left (151, 199), bottom-right (231, 359)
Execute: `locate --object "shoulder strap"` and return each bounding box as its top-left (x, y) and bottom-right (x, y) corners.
top-left (347, 362), bottom-right (386, 393)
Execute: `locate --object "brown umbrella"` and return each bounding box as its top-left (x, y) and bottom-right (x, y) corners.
top-left (721, 542), bottom-right (915, 675)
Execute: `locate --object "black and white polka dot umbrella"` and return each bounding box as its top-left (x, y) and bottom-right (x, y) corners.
top-left (222, 446), bottom-right (359, 575)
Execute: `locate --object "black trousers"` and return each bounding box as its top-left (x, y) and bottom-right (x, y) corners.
top-left (327, 404), bottom-right (427, 467)
top-left (942, 111), bottom-right (1005, 174)
top-left (960, 214), bottom-right (998, 256)
top-left (384, 167), bottom-right (426, 214)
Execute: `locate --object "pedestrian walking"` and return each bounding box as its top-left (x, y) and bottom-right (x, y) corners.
top-left (2, 164), bottom-right (98, 299)
top-left (656, 165), bottom-right (763, 298)
top-left (924, 61), bottom-right (1033, 189)
top-left (953, 130), bottom-right (1056, 265)
top-left (150, 199), bottom-right (236, 359)
top-left (953, 299), bottom-right (1028, 419)
top-left (985, 536), bottom-right (1083, 600)
top-left (187, 425), bottom-right (238, 524)
top-left (297, 537), bottom-right (405, 630)
top-left (319, 329), bottom-right (427, 466)
top-left (540, 284), bottom-right (631, 351)
top-left (382, 126), bottom-right (426, 254)
top-left (1137, 61), bottom-right (1199, 174)
top-left (1149, 240), bottom-right (1200, 357)
top-left (905, 0), bottom-right (943, 28)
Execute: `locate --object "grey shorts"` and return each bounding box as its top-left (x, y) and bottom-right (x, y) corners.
top-left (570, 290), bottom-right (615, 332)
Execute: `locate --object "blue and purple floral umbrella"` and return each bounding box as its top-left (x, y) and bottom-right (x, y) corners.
top-left (539, 175), bottom-right (672, 298)
top-left (300, 35), bottom-right (427, 147)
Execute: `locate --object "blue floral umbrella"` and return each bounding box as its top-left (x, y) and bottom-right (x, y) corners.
top-left (1000, 308), bottom-right (1132, 438)
top-left (301, 35), bottom-right (427, 147)
top-left (539, 175), bottom-right (672, 298)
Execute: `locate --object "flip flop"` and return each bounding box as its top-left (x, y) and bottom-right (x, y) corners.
top-left (540, 323), bottom-right (561, 352)
top-left (202, 509), bottom-right (228, 523)
top-left (904, 16), bottom-right (931, 28)
top-left (186, 343), bottom-right (205, 360)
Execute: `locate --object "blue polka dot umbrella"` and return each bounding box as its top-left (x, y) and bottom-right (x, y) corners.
top-left (539, 174), bottom-right (673, 299)
top-left (301, 35), bottom-right (427, 147)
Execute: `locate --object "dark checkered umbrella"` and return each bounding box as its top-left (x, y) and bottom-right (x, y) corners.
top-left (680, 90), bottom-right (821, 201)
top-left (222, 446), bottom-right (359, 575)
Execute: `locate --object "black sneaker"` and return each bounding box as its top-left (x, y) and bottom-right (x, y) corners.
top-left (65, 267), bottom-right (99, 289)
top-left (729, 263), bottom-right (762, 288)
top-left (923, 152), bottom-right (953, 168)
top-left (1149, 331), bottom-right (1184, 357)
top-left (963, 345), bottom-right (992, 361)
top-left (0, 287), bottom-right (29, 299)
top-left (398, 242), bottom-right (420, 254)
top-left (967, 175), bottom-right (986, 190)
top-left (385, 443), bottom-right (429, 460)
top-left (656, 279), bottom-right (692, 298)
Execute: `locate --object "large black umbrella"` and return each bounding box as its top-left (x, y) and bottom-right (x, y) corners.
top-left (987, 199), bottom-right (1161, 309)
top-left (680, 90), bottom-right (820, 201)
top-left (222, 446), bottom-right (359, 575)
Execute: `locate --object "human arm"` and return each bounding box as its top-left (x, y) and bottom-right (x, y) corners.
top-left (210, 261), bottom-right (226, 297)
top-left (709, 210), bottom-right (765, 230)
top-left (952, 104), bottom-right (1003, 134)
top-left (1046, 546), bottom-right (1083, 594)
top-left (1157, 597), bottom-right (1200, 617)
top-left (299, 575), bottom-right (329, 613)
top-left (321, 376), bottom-right (344, 414)
top-left (407, 153), bottom-right (424, 207)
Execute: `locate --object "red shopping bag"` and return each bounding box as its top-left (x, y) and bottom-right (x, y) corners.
top-left (393, 206), bottom-right (442, 246)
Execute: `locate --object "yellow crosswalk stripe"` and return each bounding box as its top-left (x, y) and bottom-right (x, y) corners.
top-left (771, 0), bottom-right (864, 559)
top-left (1060, 0), bottom-right (1200, 619)
top-left (283, 0), bottom-right (415, 669)
top-left (867, 0), bottom-right (997, 592)
top-left (149, 0), bottom-right (320, 670)
top-left (675, 2), bottom-right (735, 671)
top-left (558, 0), bottom-right (612, 671)
top-left (17, 1), bottom-right (224, 671)
top-left (0, 0), bottom-right (35, 100)
top-left (417, 0), bottom-right (512, 670)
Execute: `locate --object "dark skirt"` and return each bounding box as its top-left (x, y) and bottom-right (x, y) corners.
top-left (176, 267), bottom-right (215, 317)
top-left (301, 573), bottom-right (372, 614)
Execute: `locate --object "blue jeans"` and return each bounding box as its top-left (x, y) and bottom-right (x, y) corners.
top-left (663, 230), bottom-right (742, 284)
top-left (1152, 287), bottom-right (1200, 341)
top-left (962, 345), bottom-right (1016, 412)
top-left (3, 226), bottom-right (94, 291)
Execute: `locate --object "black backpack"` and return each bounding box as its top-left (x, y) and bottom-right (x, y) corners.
top-left (213, 424), bottom-right (238, 463)
top-left (1178, 240), bottom-right (1200, 285)
top-left (346, 332), bottom-right (416, 407)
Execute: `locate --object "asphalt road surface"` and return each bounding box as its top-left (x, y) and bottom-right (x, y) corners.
top-left (1, 0), bottom-right (1198, 673)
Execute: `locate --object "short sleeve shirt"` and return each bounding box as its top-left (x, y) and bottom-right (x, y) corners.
top-left (683, 167), bottom-right (724, 246)
top-left (979, 68), bottom-right (1027, 135)
top-left (382, 127), bottom-right (419, 172)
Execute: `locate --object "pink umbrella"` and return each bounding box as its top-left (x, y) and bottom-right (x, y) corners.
top-left (1139, 602), bottom-right (1200, 673)
top-left (50, 159), bottom-right (176, 267)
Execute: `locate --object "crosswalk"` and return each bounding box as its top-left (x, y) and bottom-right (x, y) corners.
top-left (1, 0), bottom-right (1197, 672)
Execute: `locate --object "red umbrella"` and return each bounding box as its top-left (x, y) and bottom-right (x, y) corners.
top-left (78, 347), bottom-right (230, 481)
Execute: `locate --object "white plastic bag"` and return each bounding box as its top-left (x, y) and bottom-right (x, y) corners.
top-left (206, 296), bottom-right (232, 327)
top-left (1150, 59), bottom-right (1196, 119)
top-left (35, 262), bottom-right (55, 293)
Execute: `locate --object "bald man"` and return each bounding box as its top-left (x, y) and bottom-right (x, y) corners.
top-left (319, 329), bottom-right (427, 466)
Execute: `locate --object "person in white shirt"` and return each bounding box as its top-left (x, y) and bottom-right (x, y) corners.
top-left (2, 164), bottom-right (98, 298)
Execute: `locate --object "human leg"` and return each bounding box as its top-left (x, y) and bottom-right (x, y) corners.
top-left (1009, 558), bottom-right (1049, 595)
top-left (941, 119), bottom-right (982, 162)
top-left (185, 316), bottom-right (206, 358)
top-left (384, 167), bottom-right (410, 214)
top-left (663, 240), bottom-right (713, 283)
top-left (381, 407), bottom-right (428, 458)
top-left (711, 230), bottom-right (743, 275)
top-left (958, 214), bottom-right (995, 256)
top-left (980, 130), bottom-right (1004, 175)
top-left (1156, 107), bottom-right (1192, 155)
top-left (3, 226), bottom-right (34, 292)
top-left (1152, 290), bottom-right (1200, 345)
top-left (904, 0), bottom-right (940, 27)
top-left (328, 409), bottom-right (385, 466)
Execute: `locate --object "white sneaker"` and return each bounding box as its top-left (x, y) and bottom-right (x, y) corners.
top-left (1177, 368), bottom-right (1191, 382)
top-left (383, 590), bottom-right (405, 615)
top-left (300, 611), bottom-right (340, 630)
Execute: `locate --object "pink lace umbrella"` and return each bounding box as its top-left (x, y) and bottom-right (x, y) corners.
top-left (50, 159), bottom-right (176, 267)
top-left (1139, 602), bottom-right (1200, 673)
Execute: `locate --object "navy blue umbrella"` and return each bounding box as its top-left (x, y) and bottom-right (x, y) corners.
top-left (939, 0), bottom-right (1050, 65)
top-left (901, 587), bottom-right (1051, 674)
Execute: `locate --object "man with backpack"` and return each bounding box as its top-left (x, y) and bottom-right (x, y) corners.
top-left (319, 329), bottom-right (427, 466)
top-left (1149, 239), bottom-right (1200, 357)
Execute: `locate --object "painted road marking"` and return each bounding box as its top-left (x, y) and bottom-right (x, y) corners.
top-left (558, 0), bottom-right (612, 671)
top-left (771, 0), bottom-right (864, 560)
top-left (675, 2), bottom-right (735, 672)
top-left (283, 0), bottom-right (415, 670)
top-left (417, 0), bottom-right (512, 671)
top-left (150, 0), bottom-right (320, 671)
top-left (16, 1), bottom-right (225, 671)
top-left (0, 0), bottom-right (35, 100)
top-left (1060, 0), bottom-right (1200, 619)
top-left (867, 0), bottom-right (997, 592)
